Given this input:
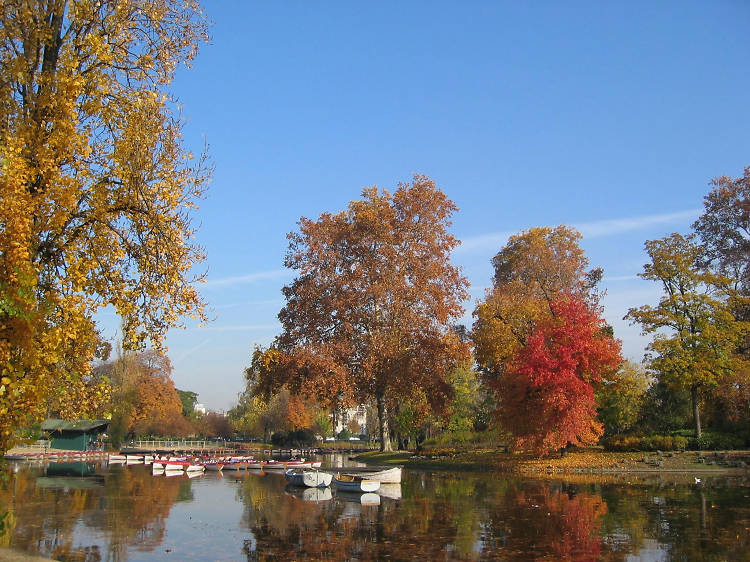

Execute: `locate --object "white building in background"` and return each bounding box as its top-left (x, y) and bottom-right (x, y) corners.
top-left (194, 403), bottom-right (207, 415)
top-left (334, 405), bottom-right (368, 436)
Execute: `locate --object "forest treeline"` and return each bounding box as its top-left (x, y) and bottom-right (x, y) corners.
top-left (0, 1), bottom-right (748, 457)
top-left (232, 170), bottom-right (750, 456)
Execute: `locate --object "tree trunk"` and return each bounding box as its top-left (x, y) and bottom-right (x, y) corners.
top-left (377, 393), bottom-right (392, 452)
top-left (560, 441), bottom-right (571, 458)
top-left (691, 384), bottom-right (702, 439)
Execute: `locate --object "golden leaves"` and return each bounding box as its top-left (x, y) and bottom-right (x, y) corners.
top-left (0, 0), bottom-right (211, 452)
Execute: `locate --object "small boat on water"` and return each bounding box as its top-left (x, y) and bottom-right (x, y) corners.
top-left (222, 461), bottom-right (246, 471)
top-left (333, 474), bottom-right (380, 493)
top-left (155, 460), bottom-right (203, 473)
top-left (203, 462), bottom-right (223, 472)
top-left (263, 459), bottom-right (311, 470)
top-left (246, 461), bottom-right (264, 470)
top-left (283, 460), bottom-right (313, 469)
top-left (3, 453), bottom-right (26, 461)
top-left (284, 469), bottom-right (333, 488)
top-left (339, 466), bottom-right (402, 483)
top-left (262, 460), bottom-right (287, 470)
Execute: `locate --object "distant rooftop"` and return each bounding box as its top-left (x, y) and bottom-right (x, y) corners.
top-left (41, 419), bottom-right (110, 432)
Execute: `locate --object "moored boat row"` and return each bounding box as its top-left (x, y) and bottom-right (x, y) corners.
top-left (4, 450), bottom-right (109, 462)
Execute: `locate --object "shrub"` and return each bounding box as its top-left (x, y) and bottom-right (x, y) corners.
top-left (270, 429), bottom-right (316, 447)
top-left (421, 429), bottom-right (507, 451)
top-left (688, 432), bottom-right (745, 451)
top-left (601, 434), bottom-right (687, 452)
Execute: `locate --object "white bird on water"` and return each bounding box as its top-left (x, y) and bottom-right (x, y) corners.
top-left (694, 477), bottom-right (702, 484)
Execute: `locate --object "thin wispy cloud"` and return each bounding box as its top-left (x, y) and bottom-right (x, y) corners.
top-left (575, 209), bottom-right (700, 238)
top-left (204, 269), bottom-right (292, 288)
top-left (456, 209), bottom-right (700, 255)
top-left (456, 230), bottom-right (515, 253)
top-left (174, 337), bottom-right (213, 362)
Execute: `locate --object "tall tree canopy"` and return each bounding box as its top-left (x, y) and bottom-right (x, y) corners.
top-left (497, 295), bottom-right (622, 455)
top-left (626, 233), bottom-right (750, 437)
top-left (693, 167), bottom-right (750, 295)
top-left (253, 175), bottom-right (470, 450)
top-left (473, 225), bottom-right (602, 382)
top-left (0, 1), bottom-right (210, 451)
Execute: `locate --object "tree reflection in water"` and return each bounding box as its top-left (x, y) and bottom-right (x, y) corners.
top-left (236, 472), bottom-right (750, 561)
top-left (1, 462), bottom-right (749, 560)
top-left (1, 462), bottom-right (184, 561)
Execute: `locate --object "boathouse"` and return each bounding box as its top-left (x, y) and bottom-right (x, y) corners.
top-left (41, 419), bottom-right (110, 451)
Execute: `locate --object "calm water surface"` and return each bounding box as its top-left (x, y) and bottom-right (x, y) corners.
top-left (1, 456), bottom-right (749, 561)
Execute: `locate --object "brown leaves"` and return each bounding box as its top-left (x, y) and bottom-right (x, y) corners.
top-left (257, 176), bottom-right (470, 441)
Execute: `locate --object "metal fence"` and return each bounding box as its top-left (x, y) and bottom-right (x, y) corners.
top-left (132, 440), bottom-right (213, 449)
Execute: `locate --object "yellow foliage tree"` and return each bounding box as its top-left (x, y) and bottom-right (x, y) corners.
top-left (0, 1), bottom-right (210, 452)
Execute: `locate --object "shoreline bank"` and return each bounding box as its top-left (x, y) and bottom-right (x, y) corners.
top-left (353, 449), bottom-right (750, 480)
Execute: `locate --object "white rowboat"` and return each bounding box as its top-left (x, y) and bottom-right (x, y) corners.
top-left (333, 474), bottom-right (380, 493)
top-left (284, 469), bottom-right (333, 488)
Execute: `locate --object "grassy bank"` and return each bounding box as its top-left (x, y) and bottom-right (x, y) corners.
top-left (354, 448), bottom-right (750, 476)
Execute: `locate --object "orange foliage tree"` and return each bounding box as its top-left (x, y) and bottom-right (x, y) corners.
top-left (98, 349), bottom-right (190, 442)
top-left (496, 296), bottom-right (622, 456)
top-left (252, 176), bottom-right (470, 450)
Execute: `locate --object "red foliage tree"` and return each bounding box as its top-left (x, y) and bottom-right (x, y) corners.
top-left (496, 295), bottom-right (622, 456)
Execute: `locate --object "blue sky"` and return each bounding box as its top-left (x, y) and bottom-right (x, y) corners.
top-left (110, 1), bottom-right (749, 411)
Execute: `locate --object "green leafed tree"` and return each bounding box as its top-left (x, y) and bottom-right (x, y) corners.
top-left (596, 360), bottom-right (651, 436)
top-left (445, 362), bottom-right (484, 432)
top-left (626, 233), bottom-right (750, 438)
top-left (177, 389), bottom-right (199, 419)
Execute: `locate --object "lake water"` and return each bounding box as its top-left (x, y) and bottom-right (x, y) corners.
top-left (1, 457), bottom-right (749, 560)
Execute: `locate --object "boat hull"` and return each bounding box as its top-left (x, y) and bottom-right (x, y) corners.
top-left (339, 467), bottom-right (402, 483)
top-left (285, 469), bottom-right (333, 488)
top-left (334, 476), bottom-right (380, 493)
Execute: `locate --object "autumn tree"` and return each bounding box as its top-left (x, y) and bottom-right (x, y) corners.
top-left (228, 390), bottom-right (271, 441)
top-left (626, 233), bottom-right (750, 438)
top-left (196, 412), bottom-right (233, 440)
top-left (497, 295), bottom-right (622, 456)
top-left (473, 226), bottom-right (602, 380)
top-left (0, 1), bottom-right (210, 452)
top-left (253, 176), bottom-right (469, 451)
top-left (596, 360), bottom-right (651, 436)
top-left (97, 349), bottom-right (189, 443)
top-left (693, 167), bottom-right (750, 296)
top-left (443, 362), bottom-right (487, 432)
